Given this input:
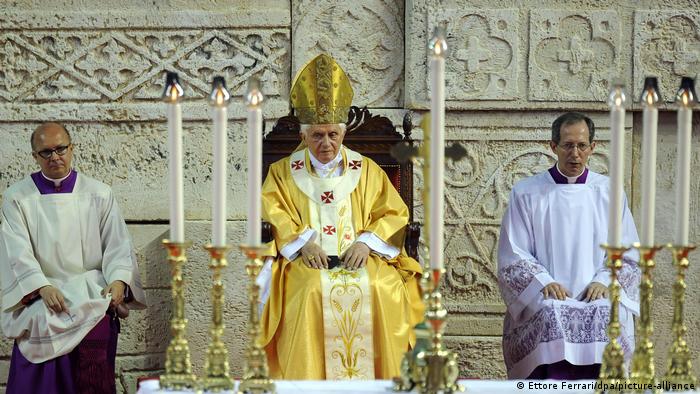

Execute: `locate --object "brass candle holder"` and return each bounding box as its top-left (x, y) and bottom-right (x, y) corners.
top-left (663, 245), bottom-right (697, 387)
top-left (411, 268), bottom-right (463, 394)
top-left (160, 240), bottom-right (198, 390)
top-left (393, 249), bottom-right (435, 392)
top-left (237, 245), bottom-right (275, 394)
top-left (596, 245), bottom-right (629, 393)
top-left (202, 245), bottom-right (235, 392)
top-left (629, 243), bottom-right (663, 393)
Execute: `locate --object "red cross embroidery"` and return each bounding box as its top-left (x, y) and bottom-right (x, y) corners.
top-left (321, 191), bottom-right (334, 204)
top-left (349, 160), bottom-right (362, 170)
top-left (323, 225), bottom-right (336, 235)
top-left (291, 160), bottom-right (304, 170)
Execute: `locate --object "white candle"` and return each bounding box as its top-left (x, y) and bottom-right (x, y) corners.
top-left (210, 76), bottom-right (230, 247)
top-left (640, 77), bottom-right (659, 246)
top-left (428, 29), bottom-right (447, 270)
top-left (163, 72), bottom-right (185, 243)
top-left (607, 84), bottom-right (626, 247)
top-left (674, 77), bottom-right (696, 246)
top-left (246, 79), bottom-right (264, 246)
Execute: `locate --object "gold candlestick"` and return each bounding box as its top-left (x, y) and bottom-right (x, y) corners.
top-left (596, 245), bottom-right (629, 393)
top-left (629, 243), bottom-right (662, 393)
top-left (393, 246), bottom-right (434, 392)
top-left (237, 245), bottom-right (275, 394)
top-left (160, 240), bottom-right (198, 390)
top-left (663, 245), bottom-right (697, 388)
top-left (202, 245), bottom-right (235, 392)
top-left (411, 269), bottom-right (463, 394)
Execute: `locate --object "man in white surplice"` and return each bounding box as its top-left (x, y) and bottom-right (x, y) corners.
top-left (0, 123), bottom-right (146, 394)
top-left (497, 112), bottom-right (640, 380)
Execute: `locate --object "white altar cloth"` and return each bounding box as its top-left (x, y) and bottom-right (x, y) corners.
top-left (136, 379), bottom-right (697, 394)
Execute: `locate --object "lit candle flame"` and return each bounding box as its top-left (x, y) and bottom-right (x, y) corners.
top-left (607, 83), bottom-right (626, 108)
top-left (209, 76), bottom-right (230, 107)
top-left (675, 77), bottom-right (696, 108)
top-left (428, 26), bottom-right (448, 59)
top-left (162, 72), bottom-right (184, 103)
top-left (246, 78), bottom-right (264, 108)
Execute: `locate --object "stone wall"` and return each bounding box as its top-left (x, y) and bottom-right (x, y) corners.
top-left (1, 0), bottom-right (699, 392)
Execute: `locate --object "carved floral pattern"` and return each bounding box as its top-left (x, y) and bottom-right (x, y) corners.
top-left (429, 9), bottom-right (519, 100)
top-left (529, 11), bottom-right (620, 101)
top-left (634, 11), bottom-right (700, 100)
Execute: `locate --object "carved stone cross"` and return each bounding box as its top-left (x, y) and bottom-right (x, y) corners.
top-left (455, 36), bottom-right (492, 73)
top-left (557, 35), bottom-right (593, 75)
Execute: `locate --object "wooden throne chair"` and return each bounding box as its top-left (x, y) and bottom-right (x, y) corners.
top-left (260, 106), bottom-right (420, 260)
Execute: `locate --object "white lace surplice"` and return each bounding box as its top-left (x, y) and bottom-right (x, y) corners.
top-left (497, 170), bottom-right (640, 379)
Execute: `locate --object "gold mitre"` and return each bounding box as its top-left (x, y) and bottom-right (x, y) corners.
top-left (290, 54), bottom-right (354, 124)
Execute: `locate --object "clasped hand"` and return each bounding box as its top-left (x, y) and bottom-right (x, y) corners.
top-left (300, 240), bottom-right (370, 270)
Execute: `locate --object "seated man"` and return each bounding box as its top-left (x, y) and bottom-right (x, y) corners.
top-left (497, 112), bottom-right (640, 379)
top-left (259, 54), bottom-right (423, 380)
top-left (0, 122), bottom-right (146, 394)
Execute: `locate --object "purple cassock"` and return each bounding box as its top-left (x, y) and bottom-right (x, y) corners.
top-left (6, 170), bottom-right (119, 394)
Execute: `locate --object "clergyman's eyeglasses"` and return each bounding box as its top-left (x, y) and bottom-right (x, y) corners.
top-left (35, 144), bottom-right (71, 159)
top-left (558, 143), bottom-right (591, 153)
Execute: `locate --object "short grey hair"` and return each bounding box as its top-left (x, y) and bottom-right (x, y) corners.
top-left (299, 123), bottom-right (347, 135)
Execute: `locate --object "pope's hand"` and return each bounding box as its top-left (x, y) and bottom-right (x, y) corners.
top-left (341, 242), bottom-right (370, 270)
top-left (39, 285), bottom-right (68, 313)
top-left (300, 241), bottom-right (328, 269)
top-left (102, 280), bottom-right (126, 307)
top-left (541, 282), bottom-right (571, 300)
top-left (582, 282), bottom-right (608, 302)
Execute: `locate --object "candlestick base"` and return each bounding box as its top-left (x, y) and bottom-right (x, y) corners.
top-left (202, 244), bottom-right (235, 392)
top-left (663, 245), bottom-right (697, 388)
top-left (394, 268), bottom-right (463, 393)
top-left (238, 245), bottom-right (276, 394)
top-left (595, 245), bottom-right (629, 394)
top-left (628, 243), bottom-right (662, 393)
top-left (160, 240), bottom-right (198, 390)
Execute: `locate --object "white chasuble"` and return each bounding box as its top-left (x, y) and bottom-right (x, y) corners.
top-left (289, 147), bottom-right (374, 379)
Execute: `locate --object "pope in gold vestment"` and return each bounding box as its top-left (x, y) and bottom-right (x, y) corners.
top-left (259, 54), bottom-right (423, 380)
top-left (261, 148), bottom-right (424, 379)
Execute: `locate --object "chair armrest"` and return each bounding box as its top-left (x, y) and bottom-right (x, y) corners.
top-left (405, 221), bottom-right (420, 260)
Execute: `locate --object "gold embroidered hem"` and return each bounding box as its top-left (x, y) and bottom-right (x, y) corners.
top-left (320, 268), bottom-right (374, 379)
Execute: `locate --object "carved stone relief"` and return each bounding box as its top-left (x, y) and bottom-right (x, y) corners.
top-left (0, 29), bottom-right (290, 107)
top-left (634, 11), bottom-right (700, 101)
top-left (427, 9), bottom-right (519, 101)
top-left (529, 10), bottom-right (620, 102)
top-left (292, 0), bottom-right (404, 107)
